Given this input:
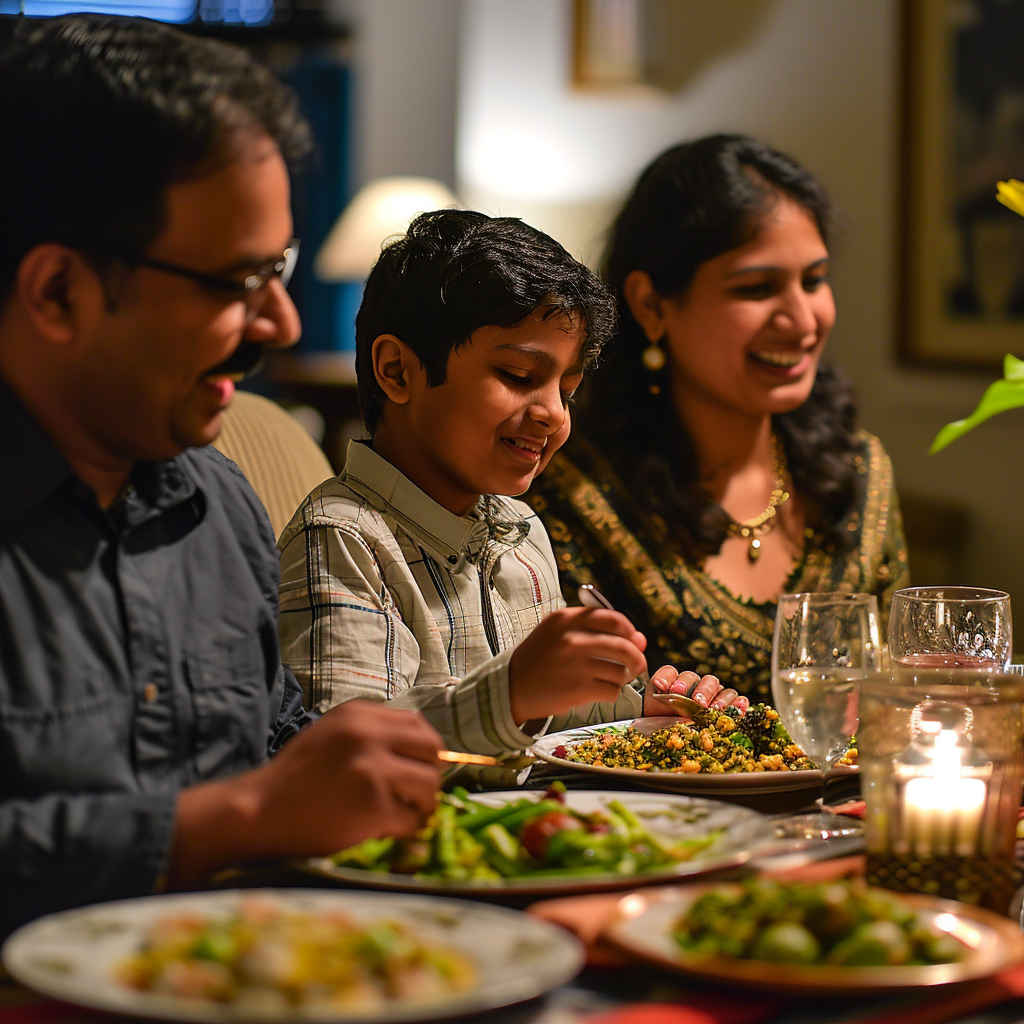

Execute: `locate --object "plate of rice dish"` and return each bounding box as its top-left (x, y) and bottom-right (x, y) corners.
top-left (1, 889), bottom-right (584, 1023)
top-left (532, 704), bottom-right (824, 795)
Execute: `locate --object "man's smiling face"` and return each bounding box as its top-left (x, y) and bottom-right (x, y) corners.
top-left (78, 136), bottom-right (301, 462)
top-left (395, 308), bottom-right (585, 516)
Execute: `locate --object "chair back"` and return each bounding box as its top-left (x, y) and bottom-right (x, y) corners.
top-left (213, 391), bottom-right (334, 539)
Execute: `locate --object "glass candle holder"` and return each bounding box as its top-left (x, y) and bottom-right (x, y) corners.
top-left (859, 671), bottom-right (1024, 914)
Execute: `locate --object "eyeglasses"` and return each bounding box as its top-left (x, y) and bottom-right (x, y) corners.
top-left (122, 240), bottom-right (299, 312)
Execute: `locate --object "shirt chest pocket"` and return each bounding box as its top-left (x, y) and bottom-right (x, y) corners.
top-left (185, 633), bottom-right (271, 781)
top-left (0, 694), bottom-right (125, 795)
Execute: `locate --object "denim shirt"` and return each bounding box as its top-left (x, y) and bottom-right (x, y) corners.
top-left (0, 380), bottom-right (310, 937)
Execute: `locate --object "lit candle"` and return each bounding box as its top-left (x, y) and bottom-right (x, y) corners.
top-left (902, 728), bottom-right (987, 856)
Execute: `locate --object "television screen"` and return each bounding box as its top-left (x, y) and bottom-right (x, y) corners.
top-left (0, 0), bottom-right (275, 24)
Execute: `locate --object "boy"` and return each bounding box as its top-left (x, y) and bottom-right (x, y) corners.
top-left (278, 211), bottom-right (723, 754)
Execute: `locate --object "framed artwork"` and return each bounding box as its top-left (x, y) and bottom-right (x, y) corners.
top-left (571, 0), bottom-right (772, 94)
top-left (901, 0), bottom-right (1024, 367)
top-left (572, 0), bottom-right (648, 90)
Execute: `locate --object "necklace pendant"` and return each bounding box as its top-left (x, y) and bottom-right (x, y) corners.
top-left (748, 537), bottom-right (762, 563)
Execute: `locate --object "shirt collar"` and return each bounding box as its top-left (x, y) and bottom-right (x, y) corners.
top-left (341, 440), bottom-right (530, 570)
top-left (118, 457), bottom-right (198, 528)
top-left (0, 375), bottom-right (197, 528)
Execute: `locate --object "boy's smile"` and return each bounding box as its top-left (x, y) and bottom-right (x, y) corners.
top-left (372, 308), bottom-right (585, 516)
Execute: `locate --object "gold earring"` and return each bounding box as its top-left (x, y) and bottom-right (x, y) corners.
top-left (642, 338), bottom-right (666, 394)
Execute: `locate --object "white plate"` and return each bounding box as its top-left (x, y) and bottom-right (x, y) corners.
top-left (2, 889), bottom-right (585, 1023)
top-left (301, 791), bottom-right (772, 896)
top-left (532, 718), bottom-right (824, 795)
top-left (603, 884), bottom-right (1024, 994)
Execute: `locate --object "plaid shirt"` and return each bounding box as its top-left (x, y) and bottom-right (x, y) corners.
top-left (278, 441), bottom-right (642, 755)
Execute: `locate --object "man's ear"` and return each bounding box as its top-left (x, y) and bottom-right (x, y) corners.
top-left (371, 334), bottom-right (420, 405)
top-left (622, 269), bottom-right (669, 344)
top-left (16, 245), bottom-right (105, 347)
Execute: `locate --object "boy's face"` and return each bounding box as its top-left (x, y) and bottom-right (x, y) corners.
top-left (398, 309), bottom-right (585, 515)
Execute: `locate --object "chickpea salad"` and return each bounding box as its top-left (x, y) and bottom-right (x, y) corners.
top-left (555, 704), bottom-right (816, 774)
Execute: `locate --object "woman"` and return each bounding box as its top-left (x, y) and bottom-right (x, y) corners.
top-left (529, 134), bottom-right (908, 704)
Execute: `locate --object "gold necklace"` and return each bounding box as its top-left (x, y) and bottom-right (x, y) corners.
top-left (722, 434), bottom-right (790, 563)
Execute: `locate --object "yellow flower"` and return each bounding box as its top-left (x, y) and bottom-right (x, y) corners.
top-left (996, 179), bottom-right (1024, 218)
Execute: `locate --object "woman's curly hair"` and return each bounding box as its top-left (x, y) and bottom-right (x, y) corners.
top-left (578, 134), bottom-right (861, 561)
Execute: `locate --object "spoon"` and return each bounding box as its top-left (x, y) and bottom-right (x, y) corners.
top-left (576, 584), bottom-right (708, 719)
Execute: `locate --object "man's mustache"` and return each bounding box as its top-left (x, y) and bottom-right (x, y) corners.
top-left (203, 342), bottom-right (266, 380)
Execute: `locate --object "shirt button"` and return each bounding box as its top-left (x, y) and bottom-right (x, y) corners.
top-left (143, 682), bottom-right (158, 703)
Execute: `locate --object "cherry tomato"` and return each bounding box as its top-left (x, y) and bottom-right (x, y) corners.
top-left (519, 811), bottom-right (584, 860)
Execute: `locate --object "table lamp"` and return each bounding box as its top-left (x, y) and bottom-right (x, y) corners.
top-left (314, 176), bottom-right (460, 281)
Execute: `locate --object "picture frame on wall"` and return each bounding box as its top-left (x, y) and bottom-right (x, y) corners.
top-left (900, 0), bottom-right (1024, 368)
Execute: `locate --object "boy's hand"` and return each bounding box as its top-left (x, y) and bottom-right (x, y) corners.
top-left (508, 606), bottom-right (648, 722)
top-left (644, 667), bottom-right (750, 717)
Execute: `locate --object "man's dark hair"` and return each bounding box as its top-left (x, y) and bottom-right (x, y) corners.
top-left (355, 209), bottom-right (616, 434)
top-left (0, 14), bottom-right (312, 297)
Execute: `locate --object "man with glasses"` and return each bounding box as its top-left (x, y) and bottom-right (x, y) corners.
top-left (0, 14), bottom-right (443, 937)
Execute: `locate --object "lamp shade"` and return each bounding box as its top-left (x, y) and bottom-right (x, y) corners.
top-left (314, 176), bottom-right (460, 281)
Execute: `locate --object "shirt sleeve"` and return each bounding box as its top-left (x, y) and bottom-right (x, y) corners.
top-left (0, 789), bottom-right (177, 939)
top-left (545, 684), bottom-right (643, 732)
top-left (278, 520), bottom-right (539, 756)
top-left (268, 663), bottom-right (318, 753)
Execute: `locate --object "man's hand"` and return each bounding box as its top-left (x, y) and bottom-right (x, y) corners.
top-left (168, 701), bottom-right (442, 888)
top-left (643, 667), bottom-right (750, 717)
top-left (508, 606), bottom-right (648, 722)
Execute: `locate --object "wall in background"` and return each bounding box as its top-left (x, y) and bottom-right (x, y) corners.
top-left (332, 0), bottom-right (459, 189)
top-left (457, 0), bottom-right (1024, 623)
top-left (328, 0), bottom-right (1024, 623)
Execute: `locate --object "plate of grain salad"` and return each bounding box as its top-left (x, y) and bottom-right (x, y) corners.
top-left (532, 705), bottom-right (825, 795)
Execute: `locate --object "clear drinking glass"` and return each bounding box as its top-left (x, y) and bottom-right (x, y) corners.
top-left (888, 587), bottom-right (1012, 677)
top-left (773, 592), bottom-right (882, 769)
top-left (771, 593), bottom-right (882, 839)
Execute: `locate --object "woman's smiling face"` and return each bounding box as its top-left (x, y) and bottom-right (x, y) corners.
top-left (652, 197), bottom-right (834, 419)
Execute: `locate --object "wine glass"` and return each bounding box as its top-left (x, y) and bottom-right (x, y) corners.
top-left (771, 592), bottom-right (882, 839)
top-left (888, 587), bottom-right (1011, 678)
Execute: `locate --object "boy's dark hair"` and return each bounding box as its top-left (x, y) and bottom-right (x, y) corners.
top-left (0, 14), bottom-right (312, 298)
top-left (355, 209), bottom-right (617, 434)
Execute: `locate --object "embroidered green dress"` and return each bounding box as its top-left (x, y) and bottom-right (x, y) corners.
top-left (527, 429), bottom-right (909, 703)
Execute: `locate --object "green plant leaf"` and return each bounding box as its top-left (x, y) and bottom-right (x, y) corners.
top-left (930, 353), bottom-right (1024, 452)
top-left (1004, 352), bottom-right (1024, 381)
top-left (997, 179), bottom-right (1024, 218)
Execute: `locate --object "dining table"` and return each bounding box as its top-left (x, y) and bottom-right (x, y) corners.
top-left (4, 758), bottom-right (1023, 1024)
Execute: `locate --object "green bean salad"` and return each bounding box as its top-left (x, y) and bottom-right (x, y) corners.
top-left (332, 786), bottom-right (721, 882)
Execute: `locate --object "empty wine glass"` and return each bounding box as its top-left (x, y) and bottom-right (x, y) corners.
top-left (888, 587), bottom-right (1011, 678)
top-left (771, 592), bottom-right (882, 840)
